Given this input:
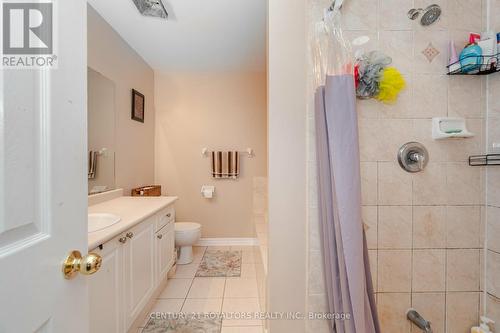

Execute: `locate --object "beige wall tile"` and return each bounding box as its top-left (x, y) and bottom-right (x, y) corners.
top-left (446, 206), bottom-right (481, 248)
top-left (369, 250), bottom-right (378, 292)
top-left (487, 206), bottom-right (500, 253)
top-left (379, 0), bottom-right (413, 30)
top-left (413, 163), bottom-right (447, 205)
top-left (412, 75), bottom-right (448, 116)
top-left (342, 0), bottom-right (378, 30)
top-left (449, 0), bottom-right (483, 31)
top-left (361, 162), bottom-right (378, 205)
top-left (489, 75), bottom-right (500, 115)
top-left (362, 206), bottom-right (378, 249)
top-left (447, 249), bottom-right (480, 292)
top-left (379, 206), bottom-right (412, 249)
top-left (413, 32), bottom-right (450, 75)
top-left (377, 293), bottom-right (411, 333)
top-left (446, 163), bottom-right (482, 205)
top-left (443, 119), bottom-right (483, 162)
top-left (413, 250), bottom-right (446, 292)
top-left (378, 162), bottom-right (413, 205)
top-left (448, 76), bottom-right (483, 119)
top-left (378, 250), bottom-right (412, 292)
top-left (413, 206), bottom-right (446, 249)
top-left (412, 293), bottom-right (446, 333)
top-left (379, 31), bottom-right (413, 74)
top-left (487, 250), bottom-right (500, 298)
top-left (359, 119), bottom-right (413, 162)
top-left (486, 293), bottom-right (500, 328)
top-left (446, 292), bottom-right (480, 333)
top-left (487, 168), bottom-right (500, 207)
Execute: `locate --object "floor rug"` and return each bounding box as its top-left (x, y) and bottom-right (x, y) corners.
top-left (142, 315), bottom-right (222, 333)
top-left (195, 250), bottom-right (242, 277)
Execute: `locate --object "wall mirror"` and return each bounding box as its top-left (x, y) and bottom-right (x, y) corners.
top-left (88, 68), bottom-right (116, 194)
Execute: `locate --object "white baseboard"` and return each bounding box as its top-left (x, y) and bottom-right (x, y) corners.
top-left (195, 237), bottom-right (259, 247)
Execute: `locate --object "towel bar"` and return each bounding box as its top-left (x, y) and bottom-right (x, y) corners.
top-left (201, 148), bottom-right (254, 158)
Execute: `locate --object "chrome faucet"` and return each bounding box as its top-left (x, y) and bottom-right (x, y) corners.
top-left (407, 309), bottom-right (433, 333)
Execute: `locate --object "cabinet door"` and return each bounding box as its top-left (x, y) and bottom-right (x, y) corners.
top-left (89, 237), bottom-right (124, 333)
top-left (156, 222), bottom-right (175, 282)
top-left (124, 217), bottom-right (156, 328)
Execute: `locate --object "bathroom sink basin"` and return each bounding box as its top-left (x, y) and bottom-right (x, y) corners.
top-left (88, 213), bottom-right (121, 233)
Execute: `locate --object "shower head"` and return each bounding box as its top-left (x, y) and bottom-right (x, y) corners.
top-left (407, 4), bottom-right (442, 26)
top-left (132, 0), bottom-right (168, 19)
top-left (420, 4), bottom-right (441, 26)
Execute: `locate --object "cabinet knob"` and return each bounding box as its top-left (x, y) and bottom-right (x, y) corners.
top-left (126, 232), bottom-right (134, 239)
top-left (166, 213), bottom-right (171, 218)
top-left (118, 236), bottom-right (127, 244)
top-left (157, 234), bottom-right (163, 240)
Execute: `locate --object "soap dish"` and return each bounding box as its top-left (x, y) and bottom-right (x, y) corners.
top-left (432, 117), bottom-right (474, 140)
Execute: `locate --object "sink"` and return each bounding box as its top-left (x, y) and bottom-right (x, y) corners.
top-left (88, 213), bottom-right (121, 233)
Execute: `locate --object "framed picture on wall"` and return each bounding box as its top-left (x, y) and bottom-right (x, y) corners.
top-left (131, 89), bottom-right (145, 123)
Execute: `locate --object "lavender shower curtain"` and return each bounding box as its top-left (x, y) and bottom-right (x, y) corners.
top-left (315, 74), bottom-right (380, 333)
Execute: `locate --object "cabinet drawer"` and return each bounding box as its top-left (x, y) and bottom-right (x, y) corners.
top-left (156, 205), bottom-right (175, 231)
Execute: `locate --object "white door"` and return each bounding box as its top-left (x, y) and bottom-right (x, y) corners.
top-left (0, 1), bottom-right (89, 333)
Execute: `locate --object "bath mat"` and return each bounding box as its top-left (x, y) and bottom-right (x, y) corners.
top-left (142, 315), bottom-right (222, 333)
top-left (195, 250), bottom-right (242, 277)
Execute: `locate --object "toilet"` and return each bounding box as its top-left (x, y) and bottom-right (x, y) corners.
top-left (174, 222), bottom-right (202, 264)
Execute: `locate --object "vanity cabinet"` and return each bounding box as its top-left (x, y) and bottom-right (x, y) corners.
top-left (89, 234), bottom-right (124, 333)
top-left (123, 216), bottom-right (156, 328)
top-left (155, 222), bottom-right (175, 282)
top-left (89, 204), bottom-right (176, 333)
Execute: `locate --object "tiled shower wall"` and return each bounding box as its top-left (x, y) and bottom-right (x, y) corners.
top-left (306, 1), bottom-right (489, 332)
top-left (485, 0), bottom-right (500, 325)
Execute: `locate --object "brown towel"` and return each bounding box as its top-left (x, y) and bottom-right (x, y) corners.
top-left (211, 151), bottom-right (239, 179)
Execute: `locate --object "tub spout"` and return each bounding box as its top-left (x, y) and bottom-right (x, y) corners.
top-left (407, 309), bottom-right (433, 333)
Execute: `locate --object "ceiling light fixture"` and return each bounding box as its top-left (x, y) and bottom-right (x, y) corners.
top-left (132, 0), bottom-right (168, 19)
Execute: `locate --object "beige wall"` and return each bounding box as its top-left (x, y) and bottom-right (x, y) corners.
top-left (485, 0), bottom-right (500, 325)
top-left (87, 5), bottom-right (155, 195)
top-left (268, 0), bottom-right (308, 332)
top-left (154, 72), bottom-right (267, 238)
top-left (307, 1), bottom-right (487, 332)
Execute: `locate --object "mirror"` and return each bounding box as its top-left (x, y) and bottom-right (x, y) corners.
top-left (87, 68), bottom-right (116, 194)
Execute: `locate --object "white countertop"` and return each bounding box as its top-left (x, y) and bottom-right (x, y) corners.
top-left (88, 196), bottom-right (178, 249)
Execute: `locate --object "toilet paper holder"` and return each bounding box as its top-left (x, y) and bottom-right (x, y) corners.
top-left (201, 185), bottom-right (215, 198)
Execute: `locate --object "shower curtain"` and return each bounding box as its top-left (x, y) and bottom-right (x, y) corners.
top-left (313, 7), bottom-right (380, 333)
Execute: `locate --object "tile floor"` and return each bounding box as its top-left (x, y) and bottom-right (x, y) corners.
top-left (135, 246), bottom-right (263, 333)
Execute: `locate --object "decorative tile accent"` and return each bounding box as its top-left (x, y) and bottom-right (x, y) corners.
top-left (195, 250), bottom-right (242, 277)
top-left (421, 42), bottom-right (440, 63)
top-left (143, 315), bottom-right (222, 333)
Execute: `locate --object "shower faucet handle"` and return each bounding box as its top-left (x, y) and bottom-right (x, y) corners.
top-left (398, 142), bottom-right (429, 173)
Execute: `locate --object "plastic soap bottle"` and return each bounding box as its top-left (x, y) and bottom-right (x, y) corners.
top-left (471, 317), bottom-right (495, 333)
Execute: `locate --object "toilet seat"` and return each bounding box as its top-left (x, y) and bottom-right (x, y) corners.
top-left (175, 222), bottom-right (201, 233)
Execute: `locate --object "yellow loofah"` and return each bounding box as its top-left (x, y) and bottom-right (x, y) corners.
top-left (376, 67), bottom-right (406, 104)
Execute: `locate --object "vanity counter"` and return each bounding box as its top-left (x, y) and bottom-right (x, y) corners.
top-left (88, 196), bottom-right (178, 249)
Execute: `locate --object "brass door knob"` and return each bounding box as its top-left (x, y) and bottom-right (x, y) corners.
top-left (62, 250), bottom-right (102, 279)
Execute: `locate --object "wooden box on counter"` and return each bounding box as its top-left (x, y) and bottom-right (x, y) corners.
top-left (131, 185), bottom-right (161, 197)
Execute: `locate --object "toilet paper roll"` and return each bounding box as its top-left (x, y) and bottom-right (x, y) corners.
top-left (202, 189), bottom-right (214, 198)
